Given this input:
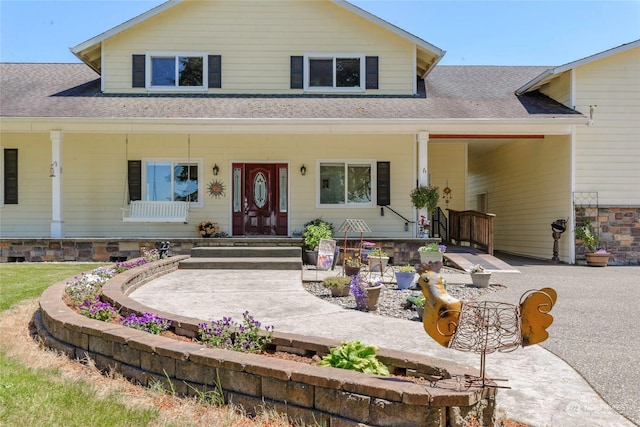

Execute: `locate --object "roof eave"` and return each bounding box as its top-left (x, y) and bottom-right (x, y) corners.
top-left (516, 39), bottom-right (640, 95)
top-left (70, 0), bottom-right (183, 74)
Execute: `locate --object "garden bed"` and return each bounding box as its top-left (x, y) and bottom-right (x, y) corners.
top-left (35, 256), bottom-right (499, 427)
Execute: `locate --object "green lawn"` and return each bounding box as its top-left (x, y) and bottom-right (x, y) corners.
top-left (0, 263), bottom-right (165, 426)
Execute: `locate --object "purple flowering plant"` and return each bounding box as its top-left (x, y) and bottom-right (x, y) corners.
top-left (122, 312), bottom-right (171, 335)
top-left (79, 297), bottom-right (119, 322)
top-left (114, 258), bottom-right (148, 273)
top-left (65, 267), bottom-right (116, 307)
top-left (198, 311), bottom-right (274, 353)
top-left (349, 274), bottom-right (382, 310)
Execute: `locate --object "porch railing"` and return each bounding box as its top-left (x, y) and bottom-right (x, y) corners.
top-left (431, 207), bottom-right (448, 241)
top-left (448, 210), bottom-right (495, 255)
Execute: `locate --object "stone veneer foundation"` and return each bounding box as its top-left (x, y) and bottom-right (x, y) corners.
top-left (34, 256), bottom-right (499, 426)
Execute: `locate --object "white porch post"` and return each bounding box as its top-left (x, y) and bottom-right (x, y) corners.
top-left (417, 132), bottom-right (429, 237)
top-left (50, 130), bottom-right (64, 237)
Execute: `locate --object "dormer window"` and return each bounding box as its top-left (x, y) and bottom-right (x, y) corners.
top-left (145, 52), bottom-right (208, 91)
top-left (303, 54), bottom-right (366, 92)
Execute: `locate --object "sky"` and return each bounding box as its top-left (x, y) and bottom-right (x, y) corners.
top-left (1, 0), bottom-right (639, 66)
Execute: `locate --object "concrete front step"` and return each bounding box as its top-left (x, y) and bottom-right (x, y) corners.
top-left (190, 246), bottom-right (301, 259)
top-left (179, 257), bottom-right (303, 270)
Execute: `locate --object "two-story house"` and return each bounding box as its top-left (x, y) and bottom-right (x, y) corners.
top-left (1, 0), bottom-right (638, 265)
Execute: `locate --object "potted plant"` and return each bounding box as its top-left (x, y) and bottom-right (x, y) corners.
top-left (360, 241), bottom-right (376, 262)
top-left (417, 243), bottom-right (446, 264)
top-left (406, 294), bottom-right (425, 320)
top-left (322, 276), bottom-right (352, 297)
top-left (395, 264), bottom-right (415, 290)
top-left (469, 264), bottom-right (491, 288)
top-left (302, 218), bottom-right (334, 265)
top-left (344, 254), bottom-right (365, 276)
top-left (575, 220), bottom-right (610, 267)
top-left (350, 275), bottom-right (383, 312)
top-left (367, 247), bottom-right (389, 272)
top-left (196, 220), bottom-right (220, 237)
top-left (410, 185), bottom-right (439, 212)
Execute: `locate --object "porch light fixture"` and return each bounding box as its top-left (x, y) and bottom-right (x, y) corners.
top-left (212, 164), bottom-right (220, 176)
top-left (300, 164), bottom-right (307, 176)
top-left (49, 161), bottom-right (58, 178)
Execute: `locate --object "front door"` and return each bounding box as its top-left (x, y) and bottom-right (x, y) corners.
top-left (232, 163), bottom-right (288, 236)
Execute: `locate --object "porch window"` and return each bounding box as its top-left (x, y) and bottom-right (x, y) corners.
top-left (143, 160), bottom-right (202, 206)
top-left (304, 54), bottom-right (365, 92)
top-left (147, 52), bottom-right (206, 90)
top-left (319, 161), bottom-right (373, 206)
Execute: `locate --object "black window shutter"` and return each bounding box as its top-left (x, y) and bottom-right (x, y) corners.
top-left (290, 56), bottom-right (303, 89)
top-left (127, 160), bottom-right (142, 202)
top-left (377, 161), bottom-right (390, 206)
top-left (3, 149), bottom-right (18, 204)
top-left (366, 56), bottom-right (379, 89)
top-left (208, 55), bottom-right (222, 88)
top-left (132, 55), bottom-right (146, 88)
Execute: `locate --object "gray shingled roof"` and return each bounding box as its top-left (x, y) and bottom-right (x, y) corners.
top-left (0, 63), bottom-right (580, 120)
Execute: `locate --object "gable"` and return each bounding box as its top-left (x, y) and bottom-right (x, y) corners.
top-left (72, 0), bottom-right (443, 95)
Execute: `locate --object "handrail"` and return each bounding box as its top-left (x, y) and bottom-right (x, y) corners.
top-left (448, 209), bottom-right (495, 255)
top-left (381, 205), bottom-right (415, 226)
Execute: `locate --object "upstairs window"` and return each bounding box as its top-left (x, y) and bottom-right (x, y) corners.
top-left (145, 53), bottom-right (207, 91)
top-left (304, 54), bottom-right (365, 92)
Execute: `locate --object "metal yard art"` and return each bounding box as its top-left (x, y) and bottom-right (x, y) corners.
top-left (416, 262), bottom-right (557, 387)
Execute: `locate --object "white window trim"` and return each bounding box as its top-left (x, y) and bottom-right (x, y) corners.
top-left (316, 159), bottom-right (376, 208)
top-left (145, 51), bottom-right (208, 92)
top-left (303, 53), bottom-right (365, 93)
top-left (142, 158), bottom-right (204, 208)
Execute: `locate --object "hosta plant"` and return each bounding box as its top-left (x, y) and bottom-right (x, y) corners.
top-left (319, 340), bottom-right (389, 376)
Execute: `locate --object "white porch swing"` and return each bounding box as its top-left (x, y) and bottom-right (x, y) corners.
top-left (121, 135), bottom-right (190, 223)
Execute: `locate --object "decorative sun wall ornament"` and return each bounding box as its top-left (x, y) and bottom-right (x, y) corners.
top-left (207, 180), bottom-right (226, 198)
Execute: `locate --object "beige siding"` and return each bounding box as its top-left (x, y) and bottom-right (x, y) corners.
top-left (466, 136), bottom-right (572, 261)
top-left (540, 70), bottom-right (571, 107)
top-left (0, 132), bottom-right (416, 238)
top-left (428, 142), bottom-right (467, 213)
top-left (573, 47), bottom-right (640, 206)
top-left (102, 0), bottom-right (415, 94)
top-left (0, 134), bottom-right (52, 237)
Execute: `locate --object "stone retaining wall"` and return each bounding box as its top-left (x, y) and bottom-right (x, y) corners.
top-left (34, 257), bottom-right (498, 427)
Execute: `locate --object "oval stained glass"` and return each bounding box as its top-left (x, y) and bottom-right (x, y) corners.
top-left (254, 172), bottom-right (267, 208)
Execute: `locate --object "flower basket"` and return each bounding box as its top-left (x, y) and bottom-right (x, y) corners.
top-left (419, 252), bottom-right (443, 264)
top-left (344, 265), bottom-right (361, 276)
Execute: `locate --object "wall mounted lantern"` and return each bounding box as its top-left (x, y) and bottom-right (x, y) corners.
top-left (300, 164), bottom-right (307, 176)
top-left (212, 164), bottom-right (220, 176)
top-left (49, 161), bottom-right (58, 178)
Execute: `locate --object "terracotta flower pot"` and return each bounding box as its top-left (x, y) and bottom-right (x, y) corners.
top-left (330, 286), bottom-right (350, 297)
top-left (356, 285), bottom-right (383, 311)
top-left (344, 265), bottom-right (361, 276)
top-left (585, 252), bottom-right (610, 267)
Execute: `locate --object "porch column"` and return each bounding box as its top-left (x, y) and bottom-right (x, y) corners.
top-left (417, 132), bottom-right (429, 185)
top-left (50, 130), bottom-right (64, 237)
top-left (417, 132), bottom-right (429, 237)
